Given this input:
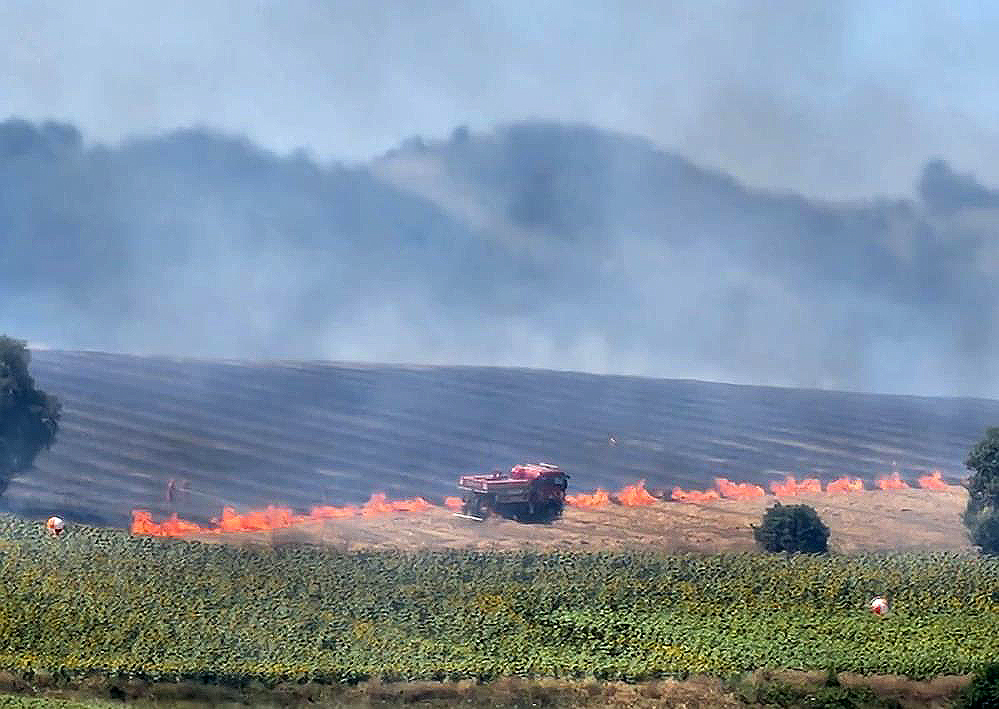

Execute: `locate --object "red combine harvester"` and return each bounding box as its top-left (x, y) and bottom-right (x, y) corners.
top-left (455, 463), bottom-right (569, 522)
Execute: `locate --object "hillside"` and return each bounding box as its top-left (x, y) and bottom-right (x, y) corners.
top-left (5, 349), bottom-right (995, 531)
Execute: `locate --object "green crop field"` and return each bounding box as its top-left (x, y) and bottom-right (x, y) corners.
top-left (0, 513), bottom-right (995, 687)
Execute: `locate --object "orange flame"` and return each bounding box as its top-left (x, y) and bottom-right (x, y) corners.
top-left (212, 505), bottom-right (308, 533)
top-left (826, 476), bottom-right (865, 493)
top-left (310, 504), bottom-right (360, 519)
top-left (670, 486), bottom-right (720, 502)
top-left (391, 496), bottom-right (431, 513)
top-left (876, 472), bottom-right (909, 490)
top-left (566, 488), bottom-right (610, 507)
top-left (133, 468), bottom-right (958, 537)
top-left (769, 475), bottom-right (822, 496)
top-left (132, 492), bottom-right (432, 537)
top-left (918, 471), bottom-right (948, 490)
top-left (131, 510), bottom-right (162, 536)
top-left (361, 493), bottom-right (429, 516)
top-left (616, 480), bottom-right (657, 506)
top-left (714, 477), bottom-right (765, 499)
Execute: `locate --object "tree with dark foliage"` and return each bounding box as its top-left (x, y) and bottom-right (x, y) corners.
top-left (956, 661), bottom-right (999, 709)
top-left (965, 427), bottom-right (999, 555)
top-left (753, 502), bottom-right (829, 554)
top-left (0, 336), bottom-right (61, 496)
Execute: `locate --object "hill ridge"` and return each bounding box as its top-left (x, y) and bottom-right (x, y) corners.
top-left (32, 348), bottom-right (999, 403)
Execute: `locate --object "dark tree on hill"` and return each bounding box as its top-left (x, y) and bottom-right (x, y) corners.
top-left (0, 336), bottom-right (61, 496)
top-left (753, 502), bottom-right (829, 554)
top-left (964, 427), bottom-right (999, 555)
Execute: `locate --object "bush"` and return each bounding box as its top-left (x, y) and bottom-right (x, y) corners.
top-left (966, 428), bottom-right (999, 555)
top-left (748, 681), bottom-right (901, 708)
top-left (956, 662), bottom-right (999, 709)
top-left (965, 510), bottom-right (999, 557)
top-left (752, 502), bottom-right (829, 554)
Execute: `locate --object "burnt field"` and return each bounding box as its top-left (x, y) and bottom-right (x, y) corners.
top-left (7, 349), bottom-right (998, 529)
top-left (189, 487), bottom-right (972, 555)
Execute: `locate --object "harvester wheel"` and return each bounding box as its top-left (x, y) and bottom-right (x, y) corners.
top-left (518, 479), bottom-right (565, 523)
top-left (462, 493), bottom-right (491, 520)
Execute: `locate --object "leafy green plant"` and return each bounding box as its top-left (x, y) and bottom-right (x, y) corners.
top-left (752, 502), bottom-right (829, 553)
top-left (748, 680), bottom-right (901, 708)
top-left (0, 514), bottom-right (998, 683)
top-left (955, 662), bottom-right (999, 709)
top-left (965, 511), bottom-right (999, 558)
top-left (966, 428), bottom-right (999, 555)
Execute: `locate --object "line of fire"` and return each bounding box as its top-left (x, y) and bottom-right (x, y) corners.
top-left (128, 463), bottom-right (953, 538)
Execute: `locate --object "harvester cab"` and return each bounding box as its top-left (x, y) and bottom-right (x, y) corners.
top-left (455, 463), bottom-right (569, 523)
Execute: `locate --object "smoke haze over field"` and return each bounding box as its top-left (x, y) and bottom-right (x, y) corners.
top-left (2, 118), bottom-right (998, 398)
top-left (2, 2), bottom-right (999, 398)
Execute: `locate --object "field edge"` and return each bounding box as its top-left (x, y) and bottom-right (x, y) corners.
top-left (0, 669), bottom-right (977, 708)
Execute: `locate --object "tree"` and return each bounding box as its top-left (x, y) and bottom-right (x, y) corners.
top-left (0, 336), bottom-right (61, 496)
top-left (956, 661), bottom-right (999, 709)
top-left (753, 502), bottom-right (829, 554)
top-left (964, 427), bottom-right (999, 555)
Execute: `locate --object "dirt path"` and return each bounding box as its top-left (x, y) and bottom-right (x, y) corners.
top-left (189, 486), bottom-right (972, 554)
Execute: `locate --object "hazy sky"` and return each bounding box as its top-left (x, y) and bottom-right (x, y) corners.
top-left (3, 0), bottom-right (999, 201)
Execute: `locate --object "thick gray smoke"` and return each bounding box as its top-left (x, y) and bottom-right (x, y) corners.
top-left (7, 1), bottom-right (999, 202)
top-left (2, 118), bottom-right (998, 398)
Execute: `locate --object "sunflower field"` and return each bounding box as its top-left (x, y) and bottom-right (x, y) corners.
top-left (0, 514), bottom-right (996, 685)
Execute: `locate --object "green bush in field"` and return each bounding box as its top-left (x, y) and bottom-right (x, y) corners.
top-left (748, 681), bottom-right (901, 709)
top-left (965, 511), bottom-right (999, 558)
top-left (965, 427), bottom-right (999, 556)
top-left (752, 502), bottom-right (829, 554)
top-left (956, 662), bottom-right (999, 709)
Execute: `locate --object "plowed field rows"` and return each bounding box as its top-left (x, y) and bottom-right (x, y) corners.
top-left (7, 350), bottom-right (997, 532)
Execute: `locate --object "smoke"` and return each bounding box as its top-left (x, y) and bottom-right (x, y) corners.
top-left (377, 122), bottom-right (999, 396)
top-left (918, 159), bottom-right (999, 214)
top-left (7, 1), bottom-right (999, 202)
top-left (2, 117), bottom-right (999, 398)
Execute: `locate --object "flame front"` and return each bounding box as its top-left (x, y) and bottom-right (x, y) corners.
top-left (362, 493), bottom-right (429, 516)
top-left (918, 471), bottom-right (948, 490)
top-left (213, 505), bottom-right (307, 532)
top-left (769, 475), bottom-right (822, 496)
top-left (671, 486), bottom-right (720, 502)
top-left (876, 472), bottom-right (909, 490)
top-left (131, 509), bottom-right (162, 536)
top-left (566, 488), bottom-right (610, 507)
top-left (826, 476), bottom-right (865, 493)
top-left (132, 492), bottom-right (430, 537)
top-left (616, 481), bottom-right (657, 506)
top-left (311, 504), bottom-right (360, 519)
top-left (133, 469), bottom-right (955, 537)
top-left (714, 477), bottom-right (765, 499)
